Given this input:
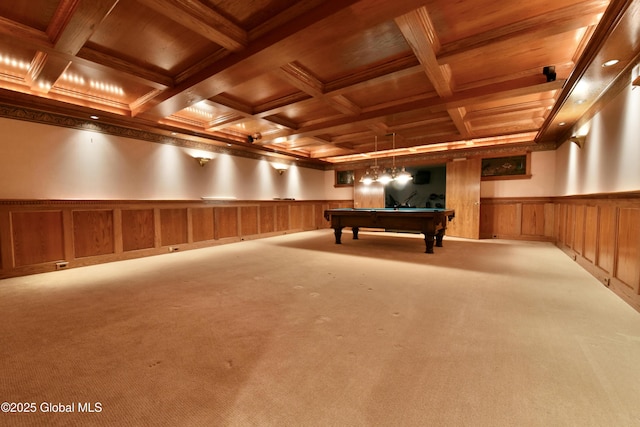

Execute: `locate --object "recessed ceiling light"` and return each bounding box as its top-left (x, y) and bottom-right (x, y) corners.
top-left (575, 99), bottom-right (586, 105)
top-left (558, 122), bottom-right (566, 126)
top-left (90, 115), bottom-right (99, 120)
top-left (602, 59), bottom-right (619, 67)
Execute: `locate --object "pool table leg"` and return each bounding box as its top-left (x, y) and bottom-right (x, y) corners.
top-left (352, 227), bottom-right (359, 239)
top-left (435, 229), bottom-right (445, 247)
top-left (423, 233), bottom-right (435, 253)
top-left (333, 227), bottom-right (343, 244)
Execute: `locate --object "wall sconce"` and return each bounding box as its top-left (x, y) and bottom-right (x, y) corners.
top-left (195, 157), bottom-right (211, 167)
top-left (271, 162), bottom-right (289, 175)
top-left (569, 135), bottom-right (585, 148)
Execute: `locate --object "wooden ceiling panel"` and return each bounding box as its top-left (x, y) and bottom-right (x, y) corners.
top-left (466, 91), bottom-right (559, 113)
top-left (449, 30), bottom-right (591, 89)
top-left (221, 71), bottom-right (301, 108)
top-left (0, 1), bottom-right (57, 31)
top-left (428, 0), bottom-right (598, 44)
top-left (201, 0), bottom-right (319, 30)
top-left (87, 1), bottom-right (219, 75)
top-left (274, 99), bottom-right (345, 127)
top-left (345, 70), bottom-right (436, 109)
top-left (296, 20), bottom-right (411, 82)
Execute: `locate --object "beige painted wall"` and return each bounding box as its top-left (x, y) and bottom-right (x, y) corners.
top-left (0, 118), bottom-right (352, 201)
top-left (480, 150), bottom-right (556, 198)
top-left (554, 84), bottom-right (640, 196)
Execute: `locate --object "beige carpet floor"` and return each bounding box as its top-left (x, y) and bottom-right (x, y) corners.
top-left (1, 230), bottom-right (640, 426)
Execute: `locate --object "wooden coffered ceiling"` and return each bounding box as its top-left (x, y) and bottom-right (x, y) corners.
top-left (0, 0), bottom-right (638, 167)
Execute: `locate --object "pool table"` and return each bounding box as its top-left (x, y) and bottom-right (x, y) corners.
top-left (324, 208), bottom-right (455, 253)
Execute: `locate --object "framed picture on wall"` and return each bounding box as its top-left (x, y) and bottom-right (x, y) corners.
top-left (335, 170), bottom-right (355, 187)
top-left (481, 153), bottom-right (531, 180)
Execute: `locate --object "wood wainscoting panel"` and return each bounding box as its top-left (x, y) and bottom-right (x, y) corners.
top-left (616, 208), bottom-right (640, 292)
top-left (276, 205), bottom-right (289, 231)
top-left (479, 203), bottom-right (495, 238)
top-left (0, 199), bottom-right (353, 278)
top-left (290, 204), bottom-right (302, 230)
top-left (260, 206), bottom-right (275, 234)
top-left (73, 210), bottom-right (115, 258)
top-left (480, 198), bottom-right (553, 240)
top-left (313, 203), bottom-right (326, 229)
top-left (573, 205), bottom-right (585, 255)
top-left (556, 204), bottom-right (566, 246)
top-left (480, 203), bottom-right (520, 238)
top-left (215, 207), bottom-right (239, 239)
top-left (565, 204), bottom-right (575, 249)
top-left (521, 203), bottom-right (545, 236)
top-left (301, 204), bottom-right (315, 230)
top-left (191, 208), bottom-right (215, 242)
top-left (597, 205), bottom-right (617, 275)
top-left (121, 209), bottom-right (155, 252)
top-left (240, 206), bottom-right (259, 236)
top-left (583, 206), bottom-right (598, 263)
top-left (543, 203), bottom-right (555, 238)
top-left (12, 211), bottom-right (65, 267)
top-left (160, 208), bottom-right (188, 246)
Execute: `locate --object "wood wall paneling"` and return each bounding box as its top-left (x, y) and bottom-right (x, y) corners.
top-left (496, 204), bottom-right (521, 237)
top-left (260, 206), bottom-right (275, 234)
top-left (583, 206), bottom-right (598, 263)
top-left (556, 204), bottom-right (566, 246)
top-left (11, 211), bottom-right (65, 267)
top-left (565, 204), bottom-right (575, 249)
top-left (597, 205), bottom-right (617, 275)
top-left (215, 207), bottom-right (239, 239)
top-left (521, 203), bottom-right (545, 236)
top-left (191, 207), bottom-right (215, 242)
top-left (301, 204), bottom-right (315, 230)
top-left (290, 204), bottom-right (303, 230)
top-left (314, 203), bottom-right (326, 229)
top-left (479, 204), bottom-right (495, 238)
top-left (543, 203), bottom-right (555, 238)
top-left (480, 199), bottom-right (554, 241)
top-left (241, 206), bottom-right (259, 236)
top-left (446, 158), bottom-right (481, 239)
top-left (122, 209), bottom-right (155, 252)
top-left (0, 200), bottom-right (352, 279)
top-left (616, 208), bottom-right (640, 292)
top-left (573, 205), bottom-right (585, 255)
top-left (276, 205), bottom-right (289, 231)
top-left (354, 169), bottom-right (384, 208)
top-left (73, 210), bottom-right (115, 258)
top-left (160, 208), bottom-right (188, 246)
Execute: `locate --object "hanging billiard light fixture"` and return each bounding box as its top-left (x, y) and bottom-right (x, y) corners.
top-left (389, 132), bottom-right (412, 184)
top-left (360, 135), bottom-right (380, 185)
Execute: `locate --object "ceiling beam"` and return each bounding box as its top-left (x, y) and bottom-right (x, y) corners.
top-left (27, 0), bottom-right (118, 92)
top-left (0, 1), bottom-right (171, 93)
top-left (395, 7), bottom-right (470, 138)
top-left (135, 0), bottom-right (248, 51)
